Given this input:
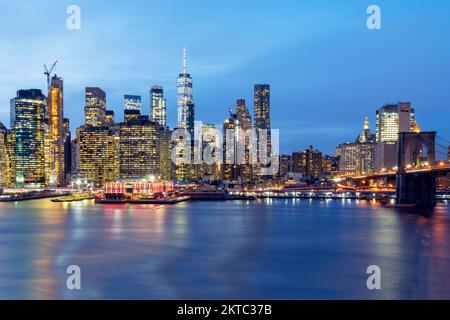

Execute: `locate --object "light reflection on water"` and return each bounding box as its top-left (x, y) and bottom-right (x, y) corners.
top-left (0, 199), bottom-right (449, 299)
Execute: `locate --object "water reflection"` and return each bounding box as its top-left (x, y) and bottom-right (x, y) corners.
top-left (0, 199), bottom-right (449, 299)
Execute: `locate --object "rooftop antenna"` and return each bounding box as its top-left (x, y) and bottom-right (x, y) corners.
top-left (182, 47), bottom-right (187, 74)
top-left (44, 60), bottom-right (58, 89)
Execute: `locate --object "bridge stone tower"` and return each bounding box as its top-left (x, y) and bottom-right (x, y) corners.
top-left (396, 131), bottom-right (436, 206)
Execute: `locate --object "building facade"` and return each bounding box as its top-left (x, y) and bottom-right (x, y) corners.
top-left (375, 102), bottom-right (415, 171)
top-left (119, 116), bottom-right (159, 178)
top-left (78, 126), bottom-right (119, 186)
top-left (235, 99), bottom-right (253, 182)
top-left (254, 84), bottom-right (271, 177)
top-left (159, 127), bottom-right (174, 181)
top-left (336, 118), bottom-right (376, 176)
top-left (150, 86), bottom-right (167, 128)
top-left (124, 95), bottom-right (142, 112)
top-left (85, 87), bottom-right (106, 127)
top-left (0, 122), bottom-right (12, 187)
top-left (176, 48), bottom-right (195, 137)
top-left (12, 90), bottom-right (47, 186)
top-left (47, 75), bottom-right (65, 186)
top-left (292, 146), bottom-right (323, 179)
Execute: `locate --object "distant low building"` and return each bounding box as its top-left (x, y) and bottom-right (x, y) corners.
top-left (291, 146), bottom-right (322, 179)
top-left (336, 117), bottom-right (376, 176)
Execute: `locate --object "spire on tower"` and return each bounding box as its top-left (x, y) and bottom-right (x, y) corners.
top-left (182, 47), bottom-right (187, 74)
top-left (364, 116), bottom-right (369, 130)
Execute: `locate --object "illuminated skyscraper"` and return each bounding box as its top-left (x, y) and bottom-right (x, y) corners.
top-left (150, 86), bottom-right (167, 127)
top-left (375, 102), bottom-right (415, 171)
top-left (223, 111), bottom-right (239, 182)
top-left (12, 89), bottom-right (47, 186)
top-left (47, 75), bottom-right (65, 186)
top-left (177, 48), bottom-right (195, 137)
top-left (119, 116), bottom-right (159, 178)
top-left (124, 95), bottom-right (142, 112)
top-left (0, 122), bottom-right (11, 187)
top-left (175, 48), bottom-right (195, 181)
top-left (235, 99), bottom-right (253, 182)
top-left (254, 84), bottom-right (271, 177)
top-left (63, 118), bottom-right (71, 181)
top-left (376, 103), bottom-right (415, 144)
top-left (85, 87), bottom-right (106, 127)
top-left (159, 127), bottom-right (174, 181)
top-left (78, 125), bottom-right (119, 186)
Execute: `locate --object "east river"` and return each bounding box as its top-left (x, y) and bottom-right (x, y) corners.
top-left (0, 198), bottom-right (449, 299)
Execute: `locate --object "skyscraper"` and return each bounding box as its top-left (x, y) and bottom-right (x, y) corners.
top-left (175, 48), bottom-right (195, 181)
top-left (85, 87), bottom-right (106, 127)
top-left (0, 122), bottom-right (11, 187)
top-left (12, 89), bottom-right (47, 186)
top-left (254, 84), bottom-right (271, 176)
top-left (78, 126), bottom-right (119, 186)
top-left (119, 116), bottom-right (159, 178)
top-left (63, 118), bottom-right (71, 181)
top-left (150, 86), bottom-right (167, 127)
top-left (376, 102), bottom-right (415, 144)
top-left (223, 111), bottom-right (239, 181)
top-left (177, 48), bottom-right (195, 137)
top-left (375, 102), bottom-right (415, 171)
top-left (124, 95), bottom-right (142, 112)
top-left (159, 127), bottom-right (174, 181)
top-left (235, 99), bottom-right (253, 182)
top-left (47, 75), bottom-right (65, 186)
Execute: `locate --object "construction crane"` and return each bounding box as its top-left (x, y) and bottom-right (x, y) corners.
top-left (44, 60), bottom-right (58, 89)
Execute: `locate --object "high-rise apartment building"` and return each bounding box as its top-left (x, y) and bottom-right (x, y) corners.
top-left (150, 86), bottom-right (167, 128)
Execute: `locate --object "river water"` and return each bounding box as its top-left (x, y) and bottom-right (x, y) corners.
top-left (0, 198), bottom-right (449, 299)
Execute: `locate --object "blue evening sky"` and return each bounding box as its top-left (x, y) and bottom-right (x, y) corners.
top-left (0, 0), bottom-right (449, 154)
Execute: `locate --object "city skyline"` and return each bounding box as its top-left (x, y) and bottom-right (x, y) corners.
top-left (1, 1), bottom-right (450, 154)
